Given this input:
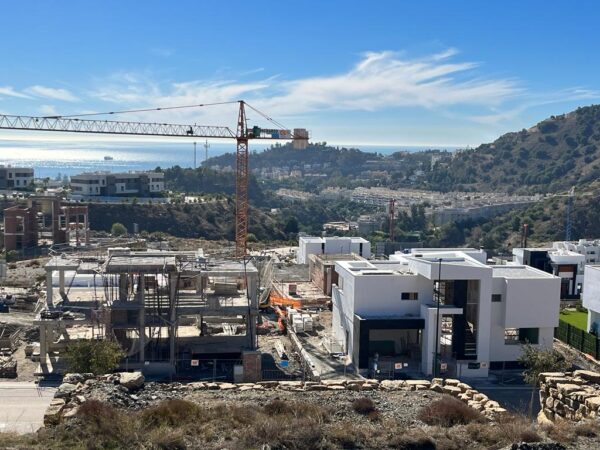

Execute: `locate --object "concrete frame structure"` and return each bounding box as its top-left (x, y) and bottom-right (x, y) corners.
top-left (332, 250), bottom-right (560, 379)
top-left (297, 236), bottom-right (371, 264)
top-left (3, 205), bottom-right (38, 251)
top-left (70, 171), bottom-right (165, 197)
top-left (37, 249), bottom-right (258, 377)
top-left (0, 165), bottom-right (33, 190)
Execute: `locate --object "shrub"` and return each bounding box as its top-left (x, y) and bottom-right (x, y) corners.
top-left (417, 396), bottom-right (484, 427)
top-left (140, 399), bottom-right (204, 428)
top-left (352, 397), bottom-right (377, 415)
top-left (64, 339), bottom-right (125, 375)
top-left (111, 222), bottom-right (128, 236)
top-left (389, 430), bottom-right (437, 450)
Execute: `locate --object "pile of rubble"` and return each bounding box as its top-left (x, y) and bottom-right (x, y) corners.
top-left (0, 355), bottom-right (17, 378)
top-left (44, 372), bottom-right (508, 426)
top-left (539, 369), bottom-right (600, 422)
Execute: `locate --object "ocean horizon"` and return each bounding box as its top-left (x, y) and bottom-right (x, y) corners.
top-left (0, 139), bottom-right (461, 179)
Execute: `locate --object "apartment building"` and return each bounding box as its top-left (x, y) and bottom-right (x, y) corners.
top-left (582, 264), bottom-right (600, 334)
top-left (331, 249), bottom-right (560, 378)
top-left (0, 165), bottom-right (34, 190)
top-left (297, 236), bottom-right (371, 264)
top-left (70, 171), bottom-right (165, 197)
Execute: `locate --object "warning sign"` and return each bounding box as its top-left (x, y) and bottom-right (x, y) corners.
top-left (190, 360), bottom-right (199, 367)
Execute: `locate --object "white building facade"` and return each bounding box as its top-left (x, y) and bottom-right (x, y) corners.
top-left (332, 250), bottom-right (560, 379)
top-left (297, 236), bottom-right (371, 264)
top-left (582, 264), bottom-right (600, 334)
top-left (71, 171), bottom-right (165, 197)
top-left (0, 165), bottom-right (34, 190)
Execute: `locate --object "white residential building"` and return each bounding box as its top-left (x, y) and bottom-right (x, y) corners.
top-left (582, 264), bottom-right (600, 334)
top-left (297, 236), bottom-right (371, 264)
top-left (0, 165), bottom-right (34, 190)
top-left (331, 250), bottom-right (560, 378)
top-left (70, 171), bottom-right (165, 197)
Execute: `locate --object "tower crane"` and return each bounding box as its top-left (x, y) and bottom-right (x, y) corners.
top-left (0, 100), bottom-right (309, 257)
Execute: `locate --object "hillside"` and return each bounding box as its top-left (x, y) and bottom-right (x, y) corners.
top-left (429, 105), bottom-right (600, 193)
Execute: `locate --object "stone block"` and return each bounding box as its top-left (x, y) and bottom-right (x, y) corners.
top-left (444, 379), bottom-right (460, 386)
top-left (539, 372), bottom-right (566, 382)
top-left (584, 396), bottom-right (600, 411)
top-left (558, 383), bottom-right (583, 395)
top-left (573, 370), bottom-right (600, 383)
top-left (218, 383), bottom-right (237, 390)
top-left (457, 382), bottom-right (471, 392)
top-left (55, 383), bottom-right (77, 399)
top-left (442, 385), bottom-right (462, 396)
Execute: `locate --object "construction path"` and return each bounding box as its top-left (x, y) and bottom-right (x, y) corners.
top-left (0, 381), bottom-right (57, 434)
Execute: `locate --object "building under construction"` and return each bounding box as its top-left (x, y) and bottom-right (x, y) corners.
top-left (37, 248), bottom-right (259, 378)
top-left (3, 195), bottom-right (89, 252)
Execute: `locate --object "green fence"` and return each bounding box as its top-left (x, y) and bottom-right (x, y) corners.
top-left (555, 319), bottom-right (600, 359)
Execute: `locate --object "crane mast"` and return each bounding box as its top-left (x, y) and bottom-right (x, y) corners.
top-left (0, 101), bottom-right (308, 257)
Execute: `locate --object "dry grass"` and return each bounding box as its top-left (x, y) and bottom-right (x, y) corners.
top-left (2, 397), bottom-right (600, 449)
top-left (418, 396), bottom-right (484, 427)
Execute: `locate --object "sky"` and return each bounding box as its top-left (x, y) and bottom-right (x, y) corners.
top-left (1, 0), bottom-right (600, 148)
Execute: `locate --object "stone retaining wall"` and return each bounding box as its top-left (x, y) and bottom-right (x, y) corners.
top-left (44, 373), bottom-right (508, 426)
top-left (539, 370), bottom-right (600, 422)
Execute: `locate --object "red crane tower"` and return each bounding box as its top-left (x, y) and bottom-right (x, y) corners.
top-left (0, 101), bottom-right (309, 257)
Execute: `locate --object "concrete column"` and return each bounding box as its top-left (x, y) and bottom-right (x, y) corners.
top-left (59, 270), bottom-right (65, 295)
top-left (138, 274), bottom-right (145, 364)
top-left (119, 274), bottom-right (128, 301)
top-left (39, 323), bottom-right (47, 364)
top-left (46, 270), bottom-right (53, 307)
top-left (169, 273), bottom-right (178, 368)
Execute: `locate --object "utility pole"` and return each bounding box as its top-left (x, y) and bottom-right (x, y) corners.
top-left (204, 139), bottom-right (210, 165)
top-left (193, 141), bottom-right (197, 169)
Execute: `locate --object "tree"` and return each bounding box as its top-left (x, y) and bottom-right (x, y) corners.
top-left (518, 344), bottom-right (571, 417)
top-left (284, 216), bottom-right (299, 234)
top-left (111, 222), bottom-right (128, 236)
top-left (64, 339), bottom-right (125, 375)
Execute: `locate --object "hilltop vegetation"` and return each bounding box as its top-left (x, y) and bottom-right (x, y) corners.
top-left (429, 105), bottom-right (600, 193)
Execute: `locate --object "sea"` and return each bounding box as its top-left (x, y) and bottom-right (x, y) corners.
top-left (0, 138), bottom-right (460, 179)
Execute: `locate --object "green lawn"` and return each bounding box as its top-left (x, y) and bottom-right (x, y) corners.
top-left (560, 309), bottom-right (588, 331)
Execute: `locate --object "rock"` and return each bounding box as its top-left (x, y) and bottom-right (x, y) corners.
top-left (360, 383), bottom-right (377, 391)
top-left (62, 373), bottom-right (85, 384)
top-left (218, 383), bottom-right (237, 390)
top-left (573, 370), bottom-right (600, 383)
top-left (485, 400), bottom-right (500, 409)
top-left (62, 405), bottom-right (79, 420)
top-left (405, 380), bottom-right (430, 388)
top-left (322, 379), bottom-right (346, 386)
top-left (239, 385), bottom-right (254, 392)
top-left (473, 393), bottom-right (488, 402)
top-left (442, 385), bottom-right (462, 396)
top-left (327, 385), bottom-right (345, 391)
top-left (257, 381), bottom-right (279, 388)
top-left (430, 384), bottom-right (444, 393)
top-left (306, 384), bottom-right (329, 391)
top-left (380, 380), bottom-right (405, 390)
top-left (44, 399), bottom-right (66, 426)
top-left (205, 382), bottom-right (219, 390)
top-left (187, 382), bottom-right (206, 390)
top-left (444, 378), bottom-right (460, 386)
top-left (545, 376), bottom-right (577, 387)
top-left (346, 383), bottom-right (362, 391)
top-left (55, 383), bottom-right (78, 399)
top-left (118, 372), bottom-right (145, 391)
top-left (584, 396), bottom-right (600, 411)
top-left (457, 382), bottom-right (471, 392)
top-left (510, 443), bottom-right (566, 450)
top-left (538, 372), bottom-right (566, 382)
top-left (557, 383), bottom-right (583, 395)
top-left (431, 377), bottom-right (443, 385)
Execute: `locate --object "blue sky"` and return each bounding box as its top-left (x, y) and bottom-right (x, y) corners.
top-left (1, 0), bottom-right (599, 147)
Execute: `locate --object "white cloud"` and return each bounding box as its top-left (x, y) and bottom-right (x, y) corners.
top-left (0, 86), bottom-right (32, 99)
top-left (85, 50), bottom-right (522, 130)
top-left (26, 85), bottom-right (79, 102)
top-left (39, 104), bottom-right (58, 116)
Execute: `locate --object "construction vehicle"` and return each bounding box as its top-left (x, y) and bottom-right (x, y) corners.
top-left (0, 101), bottom-right (309, 257)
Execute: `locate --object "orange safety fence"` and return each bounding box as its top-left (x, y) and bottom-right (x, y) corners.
top-left (268, 293), bottom-right (303, 309)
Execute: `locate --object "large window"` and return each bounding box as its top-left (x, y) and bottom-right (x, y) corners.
top-left (401, 292), bottom-right (419, 300)
top-left (504, 327), bottom-right (539, 345)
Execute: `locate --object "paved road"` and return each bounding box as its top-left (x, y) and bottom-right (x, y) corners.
top-left (0, 382), bottom-right (57, 434)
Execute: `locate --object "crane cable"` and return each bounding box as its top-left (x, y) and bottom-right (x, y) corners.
top-left (42, 101), bottom-right (239, 119)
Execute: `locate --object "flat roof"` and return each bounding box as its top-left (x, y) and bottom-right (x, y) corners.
top-left (491, 265), bottom-right (555, 279)
top-left (105, 255), bottom-right (177, 272)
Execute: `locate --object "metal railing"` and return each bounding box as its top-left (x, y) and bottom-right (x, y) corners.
top-left (555, 319), bottom-right (600, 359)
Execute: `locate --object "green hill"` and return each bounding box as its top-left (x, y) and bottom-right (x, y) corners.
top-left (429, 105), bottom-right (600, 193)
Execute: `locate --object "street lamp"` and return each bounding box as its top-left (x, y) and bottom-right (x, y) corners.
top-left (433, 258), bottom-right (442, 377)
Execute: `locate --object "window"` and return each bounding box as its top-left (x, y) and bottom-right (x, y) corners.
top-left (492, 294), bottom-right (502, 303)
top-left (519, 328), bottom-right (539, 344)
top-left (504, 327), bottom-right (539, 345)
top-left (504, 328), bottom-right (519, 344)
top-left (401, 292), bottom-right (418, 300)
